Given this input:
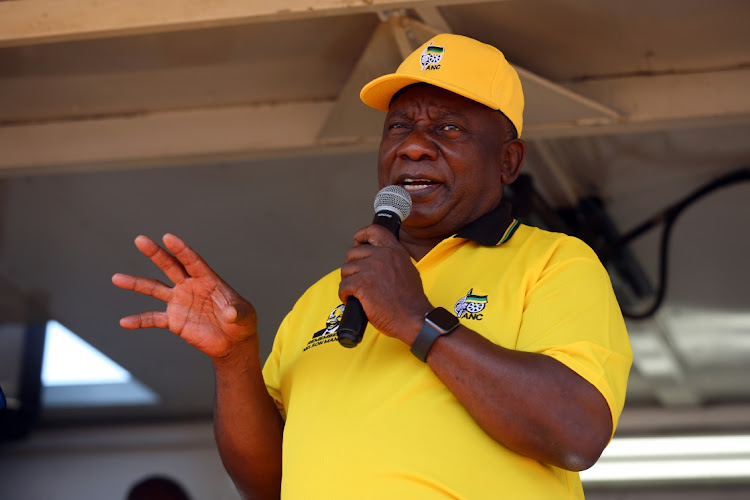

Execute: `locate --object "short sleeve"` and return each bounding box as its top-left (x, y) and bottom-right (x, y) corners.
top-left (516, 239), bottom-right (632, 434)
top-left (262, 311), bottom-right (292, 421)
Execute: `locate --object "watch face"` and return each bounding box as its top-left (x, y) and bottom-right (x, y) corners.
top-left (427, 307), bottom-right (459, 332)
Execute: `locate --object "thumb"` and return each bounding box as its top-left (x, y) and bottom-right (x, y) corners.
top-left (222, 301), bottom-right (256, 325)
top-left (354, 224), bottom-right (399, 247)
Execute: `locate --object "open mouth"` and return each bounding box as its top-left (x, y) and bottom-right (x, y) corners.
top-left (399, 178), bottom-right (440, 192)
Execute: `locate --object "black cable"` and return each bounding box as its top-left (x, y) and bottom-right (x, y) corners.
top-left (600, 166), bottom-right (750, 320)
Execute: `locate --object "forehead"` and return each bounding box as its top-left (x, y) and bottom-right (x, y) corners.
top-left (388, 84), bottom-right (505, 126)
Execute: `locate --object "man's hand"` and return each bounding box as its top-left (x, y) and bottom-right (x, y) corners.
top-left (112, 233), bottom-right (257, 360)
top-left (339, 224), bottom-right (432, 343)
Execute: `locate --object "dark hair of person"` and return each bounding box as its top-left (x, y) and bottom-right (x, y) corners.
top-left (126, 475), bottom-right (191, 500)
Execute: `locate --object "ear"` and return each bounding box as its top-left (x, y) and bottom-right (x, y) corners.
top-left (499, 138), bottom-right (526, 185)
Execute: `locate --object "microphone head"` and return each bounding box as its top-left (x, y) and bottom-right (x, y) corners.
top-left (374, 185), bottom-right (412, 221)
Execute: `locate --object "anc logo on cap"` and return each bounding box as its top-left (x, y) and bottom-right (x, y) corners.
top-left (454, 289), bottom-right (488, 320)
top-left (420, 42), bottom-right (444, 71)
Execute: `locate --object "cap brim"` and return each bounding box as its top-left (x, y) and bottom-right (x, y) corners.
top-left (360, 73), bottom-right (499, 113)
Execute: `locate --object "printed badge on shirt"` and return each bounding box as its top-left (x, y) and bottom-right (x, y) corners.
top-left (454, 289), bottom-right (488, 321)
top-left (304, 304), bottom-right (344, 352)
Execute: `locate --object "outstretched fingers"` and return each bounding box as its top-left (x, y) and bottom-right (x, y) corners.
top-left (134, 234), bottom-right (189, 284)
top-left (161, 233), bottom-right (216, 280)
top-left (119, 311), bottom-right (170, 330)
top-left (111, 273), bottom-right (172, 302)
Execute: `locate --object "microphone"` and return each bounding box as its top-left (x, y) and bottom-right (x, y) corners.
top-left (337, 185), bottom-right (412, 348)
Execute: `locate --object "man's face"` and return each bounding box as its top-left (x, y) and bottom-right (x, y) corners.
top-left (377, 84), bottom-right (514, 239)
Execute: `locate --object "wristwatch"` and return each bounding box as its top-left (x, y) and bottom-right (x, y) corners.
top-left (410, 307), bottom-right (460, 362)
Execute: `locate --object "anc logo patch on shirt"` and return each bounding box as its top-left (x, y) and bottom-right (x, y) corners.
top-left (454, 289), bottom-right (488, 320)
top-left (304, 304), bottom-right (344, 352)
top-left (420, 42), bottom-right (444, 70)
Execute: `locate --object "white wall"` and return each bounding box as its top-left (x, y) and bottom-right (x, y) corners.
top-left (0, 420), bottom-right (239, 500)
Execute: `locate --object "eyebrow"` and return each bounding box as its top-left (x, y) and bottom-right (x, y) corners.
top-left (387, 105), bottom-right (471, 121)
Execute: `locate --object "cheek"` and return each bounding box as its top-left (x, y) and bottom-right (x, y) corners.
top-left (453, 164), bottom-right (501, 198)
top-left (377, 172), bottom-right (389, 189)
top-left (377, 143), bottom-right (396, 186)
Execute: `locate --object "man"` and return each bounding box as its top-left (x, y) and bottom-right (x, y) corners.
top-left (113, 34), bottom-right (632, 499)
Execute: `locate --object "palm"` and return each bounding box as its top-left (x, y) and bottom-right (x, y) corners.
top-left (167, 278), bottom-right (254, 358)
top-left (113, 234), bottom-right (257, 360)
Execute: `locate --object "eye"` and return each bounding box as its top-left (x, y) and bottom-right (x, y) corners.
top-left (385, 120), bottom-right (411, 136)
top-left (441, 123), bottom-right (460, 132)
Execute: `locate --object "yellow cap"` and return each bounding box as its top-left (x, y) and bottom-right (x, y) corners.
top-left (360, 34), bottom-right (524, 137)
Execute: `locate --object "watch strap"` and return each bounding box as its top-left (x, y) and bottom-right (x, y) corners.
top-left (410, 307), bottom-right (459, 362)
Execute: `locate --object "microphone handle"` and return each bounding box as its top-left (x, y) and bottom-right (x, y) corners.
top-left (337, 296), bottom-right (367, 348)
top-left (337, 210), bottom-right (402, 348)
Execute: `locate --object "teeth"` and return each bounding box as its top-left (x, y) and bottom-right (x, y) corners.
top-left (402, 178), bottom-right (435, 191)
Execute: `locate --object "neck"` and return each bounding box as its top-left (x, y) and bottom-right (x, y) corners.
top-left (399, 230), bottom-right (446, 261)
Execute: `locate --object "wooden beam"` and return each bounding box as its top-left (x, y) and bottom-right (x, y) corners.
top-left (3, 67), bottom-right (749, 176)
top-left (0, 102), bottom-right (351, 176)
top-left (412, 6), bottom-right (452, 34)
top-left (318, 15), bottom-right (446, 144)
top-left (0, 0), bottom-right (498, 48)
top-left (318, 21), bottom-right (403, 144)
top-left (617, 403), bottom-right (750, 434)
top-left (553, 67), bottom-right (750, 137)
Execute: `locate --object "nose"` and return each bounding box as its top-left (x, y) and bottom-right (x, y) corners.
top-left (396, 127), bottom-right (437, 161)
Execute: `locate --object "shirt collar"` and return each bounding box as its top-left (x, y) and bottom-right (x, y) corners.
top-left (454, 200), bottom-right (519, 246)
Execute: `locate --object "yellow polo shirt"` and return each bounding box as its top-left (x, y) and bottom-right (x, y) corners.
top-left (263, 203), bottom-right (632, 499)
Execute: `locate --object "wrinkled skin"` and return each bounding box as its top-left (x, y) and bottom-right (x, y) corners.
top-left (112, 233), bottom-right (257, 359)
